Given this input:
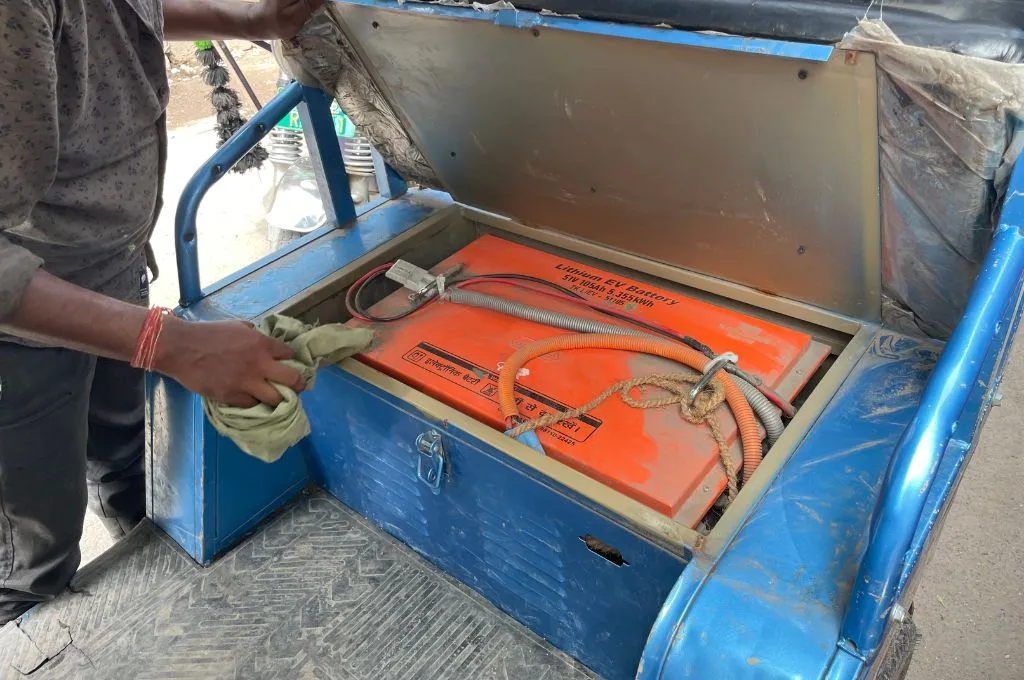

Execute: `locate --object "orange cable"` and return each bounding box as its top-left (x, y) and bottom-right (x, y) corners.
top-left (497, 333), bottom-right (763, 483)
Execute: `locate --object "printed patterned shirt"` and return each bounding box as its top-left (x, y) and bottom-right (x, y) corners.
top-left (0, 0), bottom-right (169, 319)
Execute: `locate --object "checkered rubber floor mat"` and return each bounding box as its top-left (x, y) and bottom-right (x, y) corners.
top-left (0, 491), bottom-right (597, 679)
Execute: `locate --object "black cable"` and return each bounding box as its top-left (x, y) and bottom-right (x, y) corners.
top-left (349, 268), bottom-right (431, 322)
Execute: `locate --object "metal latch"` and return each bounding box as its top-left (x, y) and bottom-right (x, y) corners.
top-left (688, 352), bottom-right (739, 404)
top-left (415, 430), bottom-right (446, 493)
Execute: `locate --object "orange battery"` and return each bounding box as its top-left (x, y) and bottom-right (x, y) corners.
top-left (348, 235), bottom-right (829, 526)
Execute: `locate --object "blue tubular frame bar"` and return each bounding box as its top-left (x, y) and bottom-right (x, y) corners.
top-left (175, 83), bottom-right (311, 306)
top-left (296, 86), bottom-right (358, 227)
top-left (839, 162), bottom-right (1024, 661)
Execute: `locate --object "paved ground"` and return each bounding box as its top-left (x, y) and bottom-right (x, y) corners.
top-left (80, 42), bottom-right (1023, 680)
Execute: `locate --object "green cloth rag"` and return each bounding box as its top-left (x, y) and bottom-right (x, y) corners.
top-left (203, 314), bottom-right (374, 463)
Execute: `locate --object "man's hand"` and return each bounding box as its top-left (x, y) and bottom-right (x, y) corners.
top-left (157, 318), bottom-right (306, 408)
top-left (247, 0), bottom-right (326, 40)
top-left (2, 270), bottom-right (305, 409)
top-left (163, 0), bottom-right (325, 42)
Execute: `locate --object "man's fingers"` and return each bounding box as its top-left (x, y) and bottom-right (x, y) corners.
top-left (264, 360), bottom-right (306, 392)
top-left (250, 380), bottom-right (284, 407)
top-left (224, 391), bottom-right (259, 409)
top-left (268, 339), bottom-right (295, 361)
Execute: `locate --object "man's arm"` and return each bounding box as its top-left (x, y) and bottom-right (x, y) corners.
top-left (7, 273), bottom-right (304, 407)
top-left (163, 0), bottom-right (325, 41)
top-left (0, 0), bottom-right (303, 408)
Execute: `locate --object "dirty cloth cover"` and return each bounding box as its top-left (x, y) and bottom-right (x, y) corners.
top-left (203, 314), bottom-right (373, 462)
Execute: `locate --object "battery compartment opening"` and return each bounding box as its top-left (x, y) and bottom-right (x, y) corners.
top-left (289, 208), bottom-right (851, 549)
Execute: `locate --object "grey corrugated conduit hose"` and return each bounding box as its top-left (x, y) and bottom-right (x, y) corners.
top-left (733, 377), bottom-right (784, 445)
top-left (443, 288), bottom-right (784, 446)
top-left (445, 288), bottom-right (650, 337)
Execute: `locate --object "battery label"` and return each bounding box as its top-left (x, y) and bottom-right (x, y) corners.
top-left (553, 262), bottom-right (681, 312)
top-left (402, 342), bottom-right (602, 445)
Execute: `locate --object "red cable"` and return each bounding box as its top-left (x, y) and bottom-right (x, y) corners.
top-left (345, 263), bottom-right (395, 321)
top-left (756, 383), bottom-right (797, 419)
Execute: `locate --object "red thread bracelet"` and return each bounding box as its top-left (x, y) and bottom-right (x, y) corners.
top-left (130, 307), bottom-right (171, 371)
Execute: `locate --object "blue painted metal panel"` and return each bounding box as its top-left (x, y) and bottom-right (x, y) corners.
top-left (635, 561), bottom-right (709, 680)
top-left (148, 372), bottom-right (309, 564)
top-left (371, 148), bottom-right (408, 200)
top-left (176, 82), bottom-right (305, 306)
top-left (213, 437), bottom-right (309, 553)
top-left (336, 0), bottom-right (834, 62)
top-left (155, 194), bottom-right (447, 563)
top-left (642, 330), bottom-right (938, 679)
top-left (898, 275), bottom-right (1024, 599)
top-left (301, 365), bottom-right (686, 680)
top-left (147, 373), bottom-right (208, 559)
top-left (194, 196), bottom-right (442, 321)
top-left (840, 165), bottom-right (1024, 661)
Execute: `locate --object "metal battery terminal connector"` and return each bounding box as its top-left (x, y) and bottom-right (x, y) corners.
top-left (385, 260), bottom-right (466, 303)
top-left (688, 352), bottom-right (740, 404)
top-left (386, 260), bottom-right (436, 293)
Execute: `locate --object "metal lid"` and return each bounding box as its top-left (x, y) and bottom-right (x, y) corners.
top-left (330, 1), bottom-right (881, 320)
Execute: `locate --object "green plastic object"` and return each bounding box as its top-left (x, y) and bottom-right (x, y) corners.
top-left (274, 87), bottom-right (355, 138)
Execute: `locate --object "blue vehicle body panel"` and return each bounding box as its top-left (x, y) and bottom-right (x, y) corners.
top-left (301, 367), bottom-right (686, 680)
top-left (147, 372), bottom-right (310, 560)
top-left (150, 7), bottom-right (1024, 678)
top-left (898, 271), bottom-right (1024, 598)
top-left (192, 197), bottom-right (441, 322)
top-left (638, 330), bottom-right (938, 679)
top-left (153, 103), bottom-right (444, 559)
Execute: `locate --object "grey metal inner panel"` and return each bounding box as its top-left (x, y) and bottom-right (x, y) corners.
top-left (334, 4), bottom-right (881, 320)
top-left (0, 492), bottom-right (596, 680)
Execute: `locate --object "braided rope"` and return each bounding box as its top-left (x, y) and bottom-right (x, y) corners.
top-left (506, 372), bottom-right (739, 499)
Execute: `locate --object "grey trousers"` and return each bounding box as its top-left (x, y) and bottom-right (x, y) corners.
top-left (0, 260), bottom-right (149, 623)
top-left (0, 346), bottom-right (146, 623)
